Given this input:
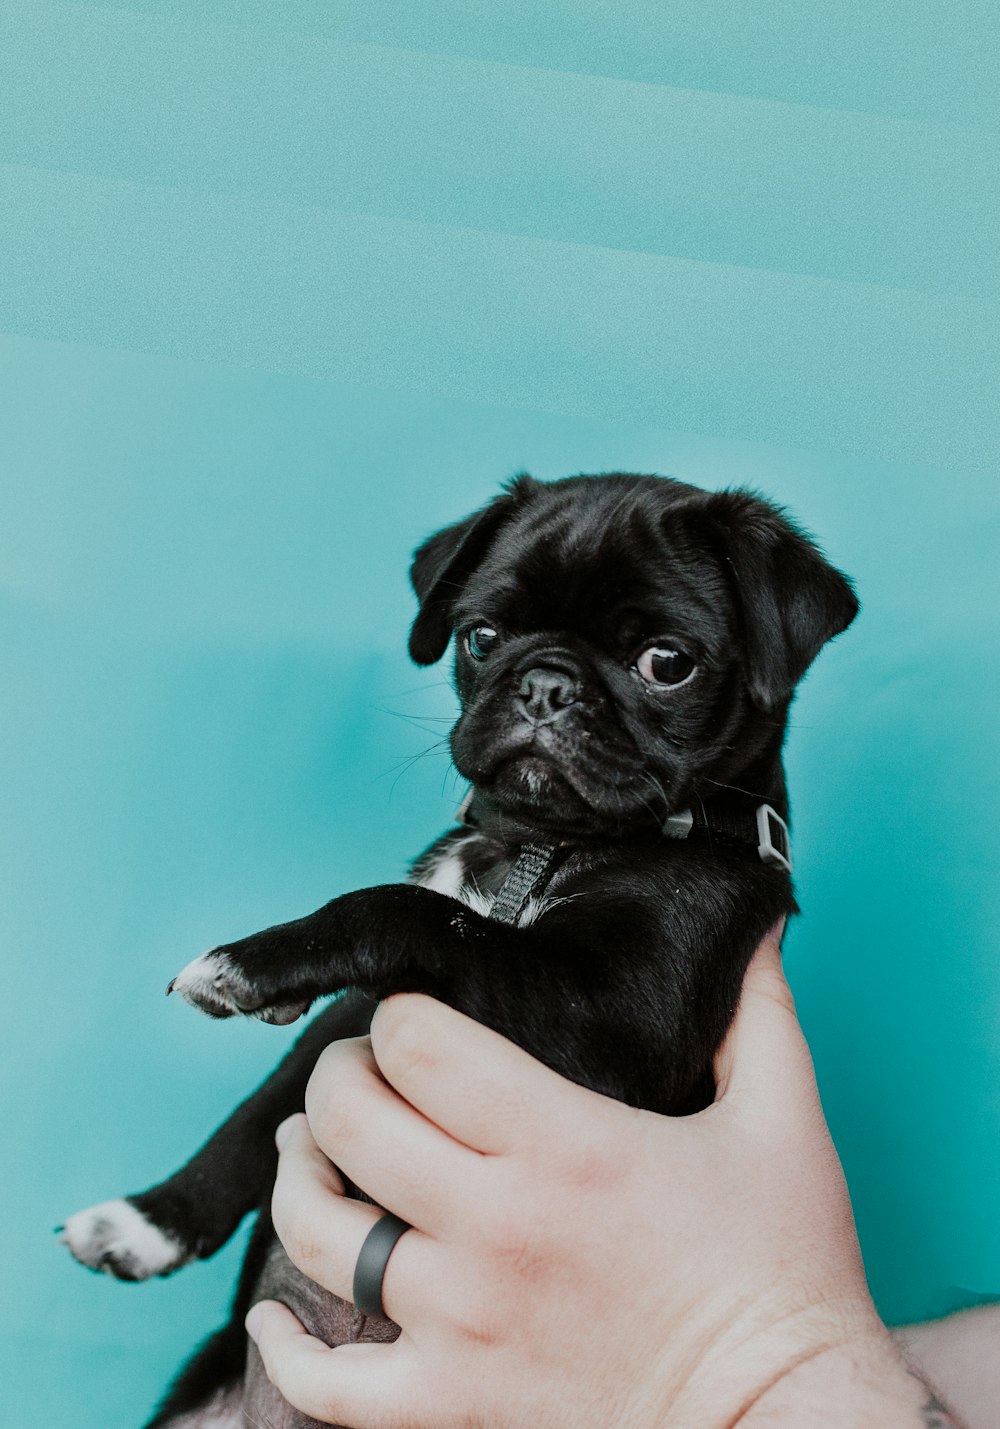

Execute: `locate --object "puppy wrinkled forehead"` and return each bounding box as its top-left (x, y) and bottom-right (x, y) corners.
top-left (458, 480), bottom-right (733, 642)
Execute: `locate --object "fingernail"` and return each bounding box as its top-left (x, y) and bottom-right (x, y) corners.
top-left (275, 1116), bottom-right (295, 1152)
top-left (245, 1304), bottom-right (262, 1342)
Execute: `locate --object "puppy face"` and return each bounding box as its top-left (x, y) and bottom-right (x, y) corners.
top-left (410, 474), bottom-right (857, 837)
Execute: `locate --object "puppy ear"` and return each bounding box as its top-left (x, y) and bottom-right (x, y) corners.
top-left (408, 476), bottom-right (535, 665)
top-left (704, 489), bottom-right (858, 710)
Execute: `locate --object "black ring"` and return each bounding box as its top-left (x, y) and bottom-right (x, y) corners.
top-left (352, 1212), bottom-right (411, 1318)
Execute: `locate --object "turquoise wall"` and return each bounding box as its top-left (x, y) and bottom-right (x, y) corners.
top-left (1, 4), bottom-right (998, 1424)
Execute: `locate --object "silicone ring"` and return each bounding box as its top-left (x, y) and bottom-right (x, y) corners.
top-left (352, 1212), bottom-right (411, 1318)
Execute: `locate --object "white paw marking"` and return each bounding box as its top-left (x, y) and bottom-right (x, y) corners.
top-left (169, 950), bottom-right (310, 1024)
top-left (60, 1198), bottom-right (190, 1280)
top-left (169, 950), bottom-right (247, 1017)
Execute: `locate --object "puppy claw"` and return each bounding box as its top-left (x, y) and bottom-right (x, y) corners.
top-left (60, 1199), bottom-right (191, 1281)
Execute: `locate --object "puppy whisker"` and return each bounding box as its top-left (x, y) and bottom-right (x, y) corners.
top-left (388, 678), bottom-right (457, 698)
top-left (376, 739), bottom-right (453, 800)
top-left (372, 705), bottom-right (456, 736)
top-left (375, 739), bottom-right (451, 777)
top-left (441, 764), bottom-right (466, 799)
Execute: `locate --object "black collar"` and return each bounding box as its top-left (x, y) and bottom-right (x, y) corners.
top-left (459, 787), bottom-right (791, 870)
top-left (459, 788), bottom-right (792, 928)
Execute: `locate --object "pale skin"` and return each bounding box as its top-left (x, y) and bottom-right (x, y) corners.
top-left (245, 927), bottom-right (969, 1428)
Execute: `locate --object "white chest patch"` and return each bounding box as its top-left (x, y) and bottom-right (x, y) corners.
top-left (415, 841), bottom-right (473, 900)
top-left (413, 838), bottom-right (495, 917)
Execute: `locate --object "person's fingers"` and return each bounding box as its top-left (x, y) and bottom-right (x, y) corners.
top-left (270, 1113), bottom-right (437, 1325)
top-left (304, 1038), bottom-right (484, 1233)
top-left (246, 1300), bottom-right (420, 1429)
top-left (367, 994), bottom-right (588, 1155)
top-left (271, 1114), bottom-right (379, 1292)
top-left (274, 1111), bottom-right (344, 1187)
top-left (711, 920), bottom-right (818, 1115)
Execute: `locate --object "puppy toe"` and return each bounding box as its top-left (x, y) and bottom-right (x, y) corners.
top-left (167, 950), bottom-right (250, 1018)
top-left (60, 1199), bottom-right (191, 1280)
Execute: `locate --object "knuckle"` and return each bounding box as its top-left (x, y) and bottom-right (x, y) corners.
top-left (552, 1127), bottom-right (620, 1196)
top-left (292, 1236), bottom-right (328, 1279)
top-left (309, 1038), bottom-right (355, 1097)
top-left (448, 1301), bottom-right (502, 1349)
top-left (253, 1335), bottom-right (276, 1381)
top-left (275, 1221), bottom-right (327, 1280)
top-left (269, 1188), bottom-right (325, 1281)
top-left (431, 1269), bottom-right (503, 1349)
top-left (276, 1111), bottom-right (309, 1153)
top-left (268, 1181), bottom-right (295, 1250)
top-left (372, 997), bottom-right (439, 1083)
top-left (481, 1207), bottom-right (550, 1282)
top-left (309, 1094), bottom-right (355, 1154)
top-left (305, 1052), bottom-right (362, 1149)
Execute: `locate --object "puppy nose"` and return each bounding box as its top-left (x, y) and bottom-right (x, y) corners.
top-left (516, 666), bottom-right (580, 722)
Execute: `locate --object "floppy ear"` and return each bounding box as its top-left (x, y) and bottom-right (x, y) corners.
top-left (408, 477), bottom-right (534, 665)
top-left (703, 489), bottom-right (859, 710)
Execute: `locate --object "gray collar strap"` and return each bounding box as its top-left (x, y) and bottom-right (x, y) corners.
top-left (489, 843), bottom-right (565, 926)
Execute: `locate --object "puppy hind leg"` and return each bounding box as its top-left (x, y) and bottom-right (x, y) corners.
top-left (60, 1154), bottom-right (251, 1284)
top-left (144, 1323), bottom-right (247, 1429)
top-left (60, 995), bottom-right (378, 1281)
top-left (148, 1386), bottom-right (245, 1429)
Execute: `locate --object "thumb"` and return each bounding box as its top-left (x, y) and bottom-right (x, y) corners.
top-left (712, 921), bottom-right (818, 1114)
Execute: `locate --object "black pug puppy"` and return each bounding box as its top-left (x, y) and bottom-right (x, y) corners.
top-left (62, 472), bottom-right (857, 1428)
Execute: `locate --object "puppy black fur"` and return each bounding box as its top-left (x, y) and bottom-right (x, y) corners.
top-left (63, 472), bottom-right (857, 1428)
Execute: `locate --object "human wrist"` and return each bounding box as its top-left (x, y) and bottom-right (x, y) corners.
top-left (735, 1324), bottom-right (962, 1428)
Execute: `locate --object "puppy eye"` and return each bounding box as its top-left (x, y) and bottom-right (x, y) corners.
top-left (465, 625), bottom-right (499, 660)
top-left (636, 646), bottom-right (696, 687)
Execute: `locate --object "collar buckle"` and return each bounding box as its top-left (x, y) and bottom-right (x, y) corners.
top-left (756, 803), bottom-right (792, 874)
top-left (662, 808), bottom-right (694, 839)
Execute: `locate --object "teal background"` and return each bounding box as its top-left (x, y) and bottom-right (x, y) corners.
top-left (1, 3), bottom-right (998, 1424)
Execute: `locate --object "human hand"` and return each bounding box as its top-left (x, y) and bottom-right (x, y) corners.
top-left (246, 928), bottom-right (948, 1427)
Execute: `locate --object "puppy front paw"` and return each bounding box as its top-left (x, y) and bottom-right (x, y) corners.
top-left (59, 1199), bottom-right (192, 1281)
top-left (167, 950), bottom-right (311, 1025)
